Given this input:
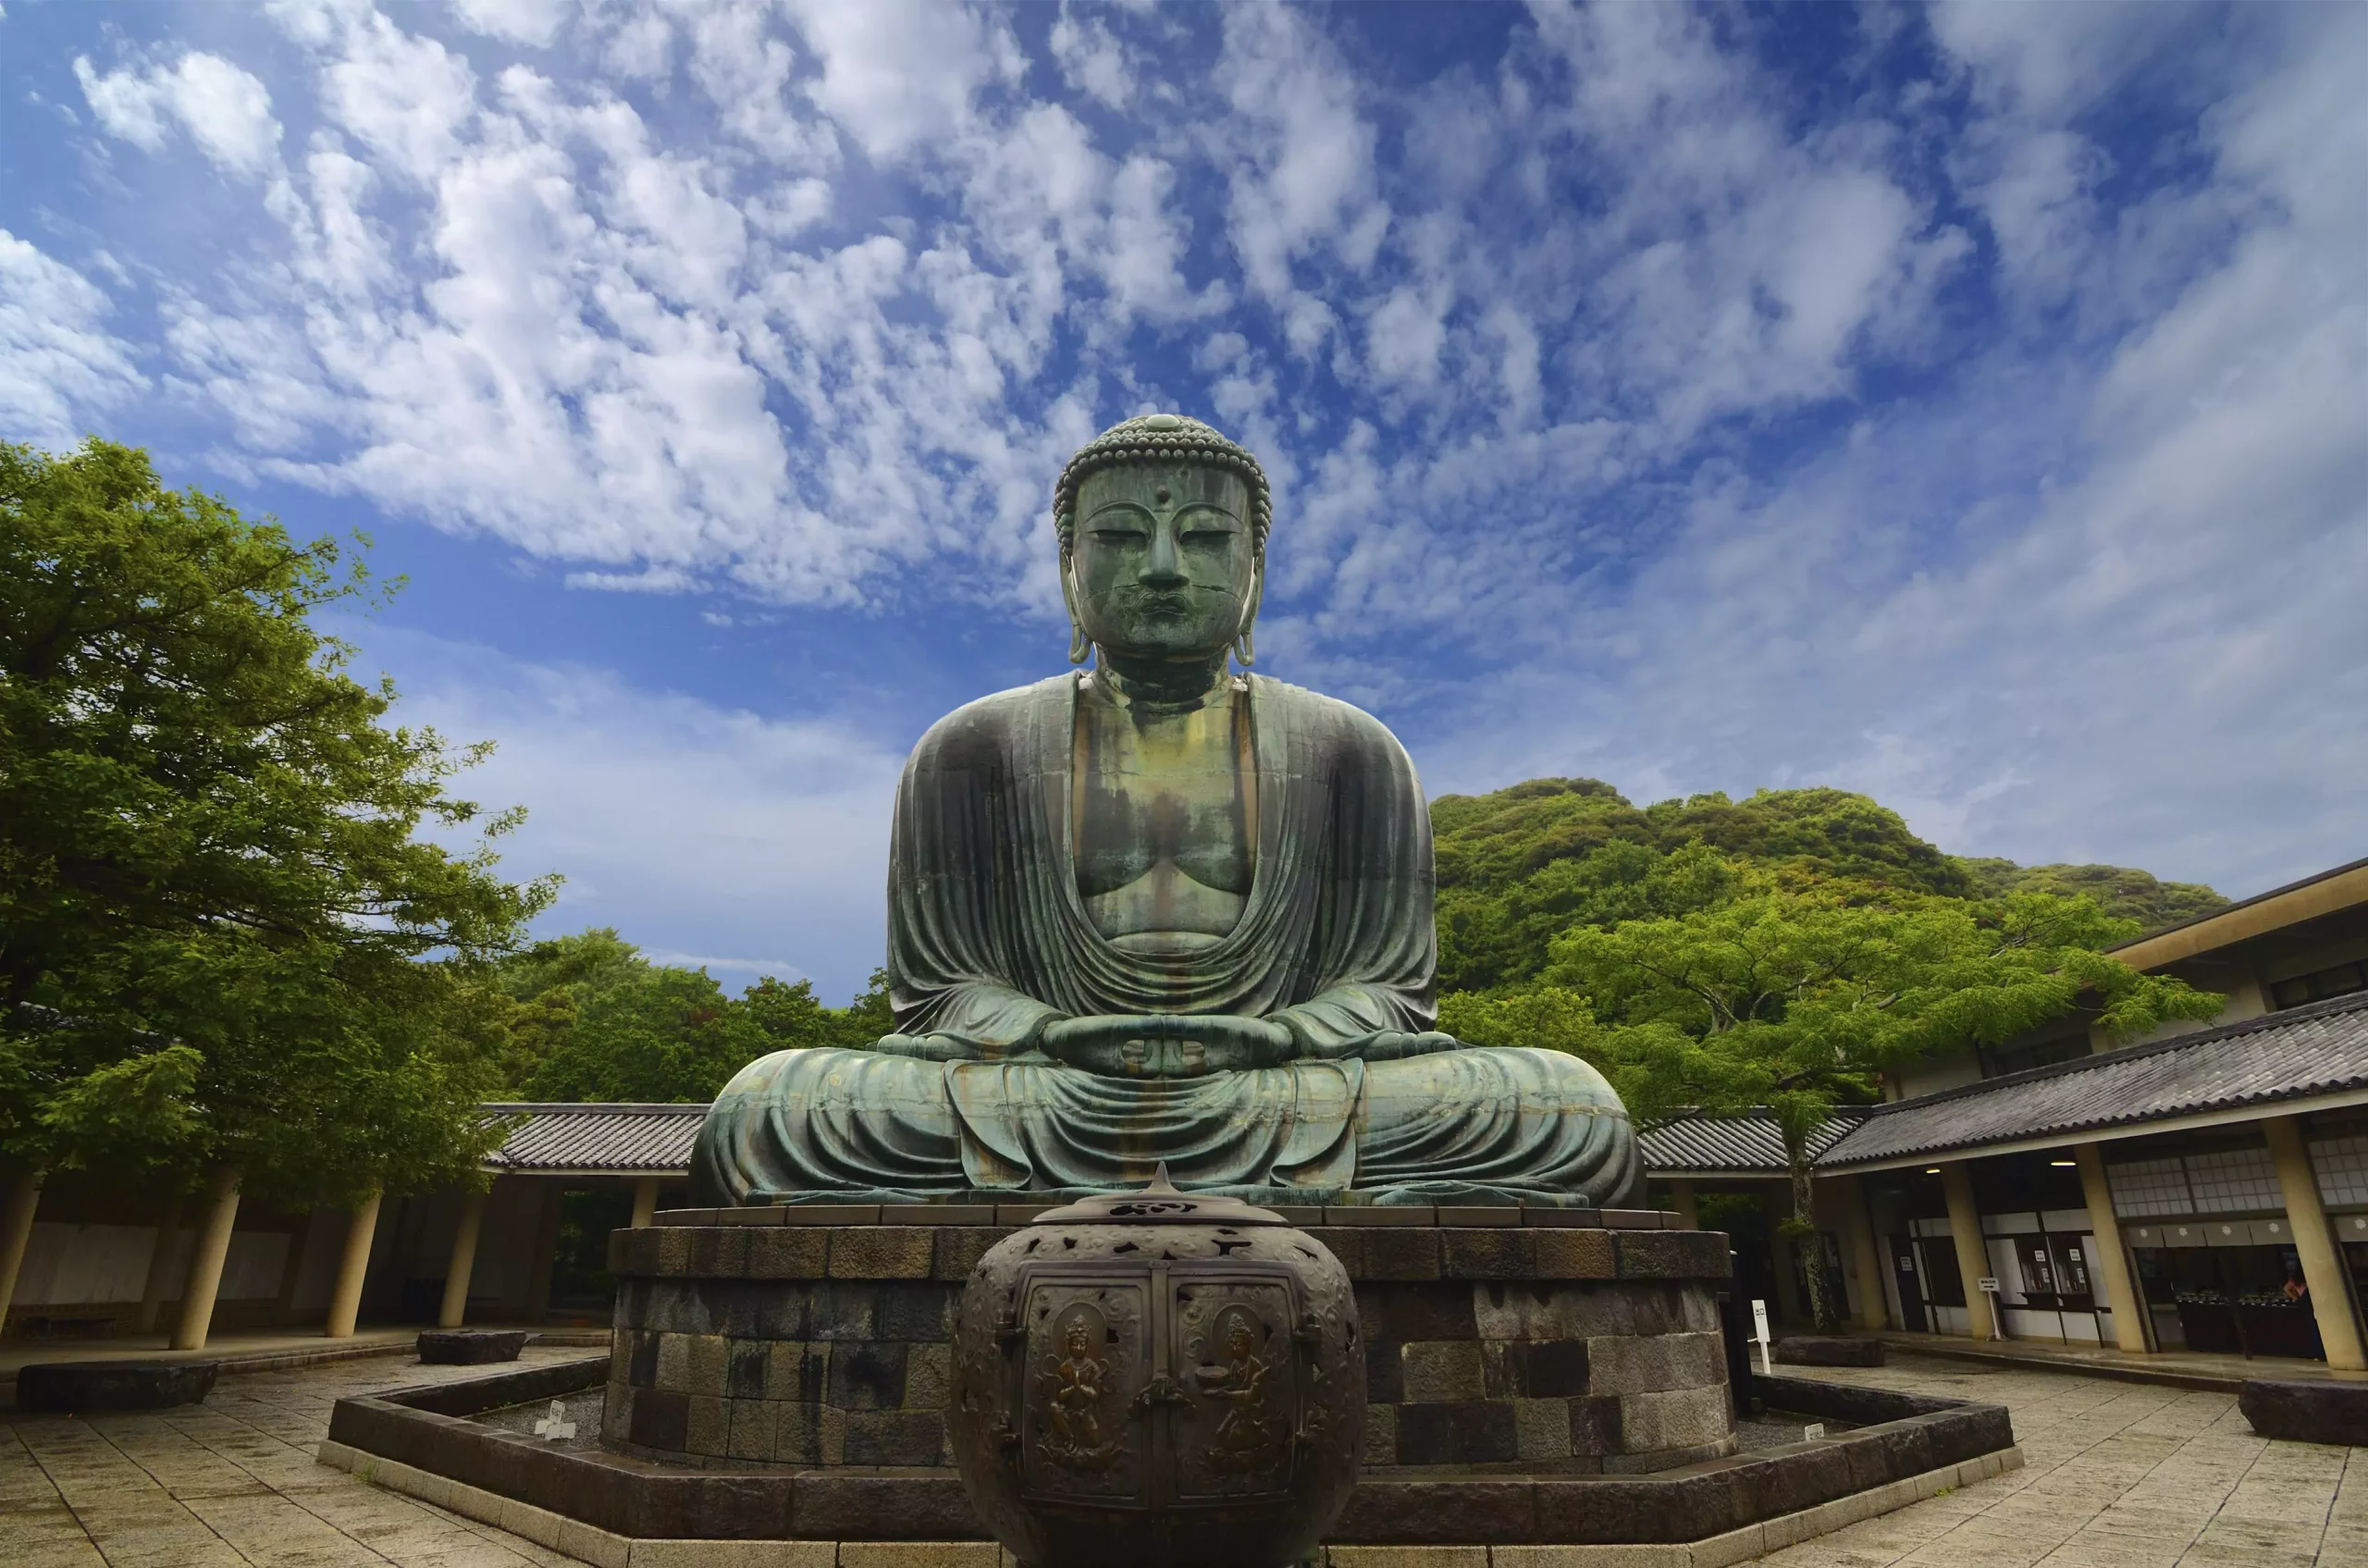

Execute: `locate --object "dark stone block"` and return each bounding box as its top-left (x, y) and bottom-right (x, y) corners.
top-left (1734, 1443), bottom-right (1853, 1520)
top-left (746, 1227), bottom-right (828, 1279)
top-left (879, 1281), bottom-right (957, 1341)
top-left (931, 1226), bottom-right (1013, 1282)
top-left (413, 1330), bottom-right (527, 1366)
top-left (2240, 1379), bottom-right (2368, 1447)
top-left (1569, 1393), bottom-right (1622, 1455)
top-left (1515, 1339), bottom-right (1591, 1399)
top-left (1395, 1401), bottom-right (1518, 1464)
top-left (1363, 1228), bottom-right (1443, 1281)
top-left (1355, 1282), bottom-right (1476, 1343)
top-left (1364, 1338), bottom-right (1404, 1404)
top-left (813, 1281), bottom-right (880, 1340)
top-left (1774, 1335), bottom-right (1885, 1367)
top-left (1534, 1477), bottom-right (1671, 1543)
top-left (688, 1227), bottom-right (751, 1278)
top-left (1303, 1228), bottom-right (1365, 1274)
top-left (829, 1340), bottom-right (909, 1410)
top-left (1330, 1479), bottom-right (1537, 1544)
top-left (628, 1330), bottom-right (661, 1389)
top-left (1532, 1228), bottom-right (1619, 1279)
top-left (1617, 1230), bottom-right (1732, 1280)
top-left (17, 1359), bottom-right (219, 1411)
top-left (658, 1474), bottom-right (793, 1540)
top-left (791, 1475), bottom-right (991, 1541)
top-left (1630, 1284), bottom-right (1682, 1338)
top-left (726, 1340), bottom-right (769, 1400)
top-left (845, 1409), bottom-right (946, 1465)
top-left (757, 1282), bottom-right (819, 1340)
top-left (1442, 1228), bottom-right (1535, 1279)
top-left (629, 1388), bottom-right (690, 1451)
top-left (643, 1280), bottom-right (713, 1335)
top-left (703, 1279), bottom-right (765, 1337)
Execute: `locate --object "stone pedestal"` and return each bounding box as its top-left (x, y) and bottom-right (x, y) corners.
top-left (604, 1204), bottom-right (1733, 1475)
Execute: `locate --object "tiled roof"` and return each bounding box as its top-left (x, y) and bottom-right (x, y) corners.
top-left (1639, 1108), bottom-right (1870, 1177)
top-left (1820, 991), bottom-right (2368, 1169)
top-left (483, 1103), bottom-right (707, 1174)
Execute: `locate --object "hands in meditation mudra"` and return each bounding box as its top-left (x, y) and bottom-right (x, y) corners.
top-left (693, 415), bottom-right (1642, 1208)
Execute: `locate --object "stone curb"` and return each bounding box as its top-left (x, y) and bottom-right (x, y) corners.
top-left (319, 1435), bottom-right (2022, 1568)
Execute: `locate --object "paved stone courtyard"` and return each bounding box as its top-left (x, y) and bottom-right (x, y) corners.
top-left (0, 1347), bottom-right (2358, 1566)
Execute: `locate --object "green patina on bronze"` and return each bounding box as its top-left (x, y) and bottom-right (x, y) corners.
top-left (692, 415), bottom-right (1643, 1207)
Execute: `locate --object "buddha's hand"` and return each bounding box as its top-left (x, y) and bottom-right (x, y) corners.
top-left (1039, 1014), bottom-right (1294, 1077)
top-left (1353, 1031), bottom-right (1463, 1061)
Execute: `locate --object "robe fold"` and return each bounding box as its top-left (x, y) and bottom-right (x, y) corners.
top-left (692, 673), bottom-right (1643, 1208)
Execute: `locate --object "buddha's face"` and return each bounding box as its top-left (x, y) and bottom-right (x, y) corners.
top-left (1069, 463), bottom-right (1256, 662)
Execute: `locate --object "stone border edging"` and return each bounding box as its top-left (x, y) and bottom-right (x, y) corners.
top-left (317, 1438), bottom-right (2020, 1568)
top-left (324, 1358), bottom-right (2016, 1551)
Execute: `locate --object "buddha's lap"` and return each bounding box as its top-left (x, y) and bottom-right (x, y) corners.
top-left (719, 1042), bottom-right (1626, 1129)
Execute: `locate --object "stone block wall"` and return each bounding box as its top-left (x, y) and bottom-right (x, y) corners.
top-left (605, 1207), bottom-right (1734, 1474)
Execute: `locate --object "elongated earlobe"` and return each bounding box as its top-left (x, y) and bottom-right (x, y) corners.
top-left (1060, 553), bottom-right (1092, 665)
top-left (1233, 565), bottom-right (1264, 668)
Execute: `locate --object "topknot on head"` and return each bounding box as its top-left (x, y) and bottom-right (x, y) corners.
top-left (1053, 413), bottom-right (1272, 557)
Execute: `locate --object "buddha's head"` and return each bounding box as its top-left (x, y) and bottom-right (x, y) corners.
top-left (1054, 414), bottom-right (1272, 669)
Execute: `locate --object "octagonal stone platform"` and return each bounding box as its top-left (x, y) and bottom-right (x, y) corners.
top-left (602, 1203), bottom-right (1738, 1476)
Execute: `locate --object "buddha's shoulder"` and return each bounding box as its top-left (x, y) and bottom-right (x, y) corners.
top-left (1247, 674), bottom-right (1411, 759)
top-left (906, 673), bottom-right (1075, 766)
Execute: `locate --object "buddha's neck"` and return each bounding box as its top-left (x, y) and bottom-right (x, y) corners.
top-left (1095, 650), bottom-right (1233, 711)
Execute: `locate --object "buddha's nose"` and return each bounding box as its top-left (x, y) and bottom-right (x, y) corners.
top-left (1142, 521), bottom-right (1186, 586)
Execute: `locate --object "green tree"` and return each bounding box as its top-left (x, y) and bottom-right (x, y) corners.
top-left (1955, 858), bottom-right (2229, 933)
top-left (526, 965), bottom-right (769, 1102)
top-left (1548, 883), bottom-right (2223, 1330)
top-left (0, 438), bottom-right (551, 1208)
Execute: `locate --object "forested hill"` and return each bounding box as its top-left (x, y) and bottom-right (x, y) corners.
top-left (1429, 778), bottom-right (2227, 995)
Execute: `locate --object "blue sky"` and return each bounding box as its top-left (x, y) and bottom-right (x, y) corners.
top-left (4, 1), bottom-right (2362, 1003)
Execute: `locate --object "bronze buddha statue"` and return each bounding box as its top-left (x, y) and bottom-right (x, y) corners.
top-left (693, 414), bottom-right (1642, 1207)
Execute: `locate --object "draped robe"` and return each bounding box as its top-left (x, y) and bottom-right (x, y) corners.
top-left (692, 673), bottom-right (1643, 1208)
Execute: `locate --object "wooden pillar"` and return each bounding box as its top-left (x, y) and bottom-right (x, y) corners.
top-left (524, 1182), bottom-right (564, 1325)
top-left (172, 1166), bottom-right (241, 1352)
top-left (1938, 1161), bottom-right (1996, 1341)
top-left (138, 1191), bottom-right (188, 1334)
top-left (324, 1189), bottom-right (382, 1340)
top-left (2073, 1142), bottom-right (2150, 1353)
top-left (1664, 1179), bottom-right (1700, 1230)
top-left (438, 1189), bottom-right (487, 1329)
top-left (1832, 1174), bottom-right (1888, 1332)
top-left (2264, 1116), bottom-right (2368, 1371)
top-left (0, 1169), bottom-right (45, 1336)
top-left (630, 1175), bottom-right (661, 1229)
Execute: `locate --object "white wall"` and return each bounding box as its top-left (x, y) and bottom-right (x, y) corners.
top-left (12, 1222), bottom-right (288, 1305)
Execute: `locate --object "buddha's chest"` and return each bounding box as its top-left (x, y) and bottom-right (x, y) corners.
top-left (1072, 689), bottom-right (1253, 948)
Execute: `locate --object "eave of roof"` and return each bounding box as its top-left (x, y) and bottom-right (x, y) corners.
top-left (2109, 855), bottom-right (2368, 969)
top-left (1819, 990), bottom-right (2368, 1170)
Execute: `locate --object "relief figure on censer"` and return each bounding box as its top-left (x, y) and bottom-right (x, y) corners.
top-left (692, 414), bottom-right (1644, 1208)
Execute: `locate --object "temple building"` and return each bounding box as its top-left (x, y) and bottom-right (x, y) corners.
top-left (1646, 855), bottom-right (2368, 1370)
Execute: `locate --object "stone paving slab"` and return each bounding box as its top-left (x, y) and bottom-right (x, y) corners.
top-left (1, 1348), bottom-right (2358, 1565)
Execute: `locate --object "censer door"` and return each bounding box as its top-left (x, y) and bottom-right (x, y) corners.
top-left (1165, 1267), bottom-right (1302, 1507)
top-left (1014, 1268), bottom-right (1154, 1511)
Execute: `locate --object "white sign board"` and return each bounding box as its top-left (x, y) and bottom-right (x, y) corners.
top-left (1977, 1278), bottom-right (2000, 1293)
top-left (1751, 1298), bottom-right (1772, 1374)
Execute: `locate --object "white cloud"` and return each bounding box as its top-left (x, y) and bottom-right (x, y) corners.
top-left (781, 0), bottom-right (1018, 163)
top-left (367, 627), bottom-right (906, 1000)
top-left (0, 232), bottom-right (145, 444)
top-left (74, 51), bottom-right (283, 178)
top-left (450, 0), bottom-right (569, 49)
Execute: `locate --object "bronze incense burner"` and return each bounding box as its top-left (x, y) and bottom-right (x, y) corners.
top-left (947, 1169), bottom-right (1364, 1568)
